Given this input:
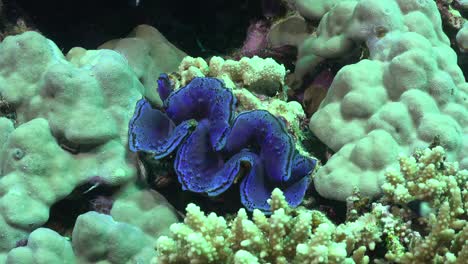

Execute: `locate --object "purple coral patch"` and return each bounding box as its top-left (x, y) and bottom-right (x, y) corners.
top-left (128, 98), bottom-right (196, 159)
top-left (165, 77), bottom-right (236, 151)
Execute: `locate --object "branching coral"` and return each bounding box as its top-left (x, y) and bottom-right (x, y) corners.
top-left (154, 146), bottom-right (468, 263)
top-left (381, 146), bottom-right (467, 263)
top-left (154, 188), bottom-right (386, 264)
top-left (155, 189), bottom-right (315, 263)
top-left (382, 146), bottom-right (466, 210)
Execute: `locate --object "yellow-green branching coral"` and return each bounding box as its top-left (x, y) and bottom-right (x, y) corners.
top-left (153, 189), bottom-right (382, 264)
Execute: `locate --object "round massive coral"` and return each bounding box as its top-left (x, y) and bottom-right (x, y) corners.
top-left (294, 0), bottom-right (468, 201)
top-left (0, 30), bottom-right (180, 262)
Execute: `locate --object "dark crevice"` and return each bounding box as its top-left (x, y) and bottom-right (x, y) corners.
top-left (53, 131), bottom-right (105, 154)
top-left (0, 93), bottom-right (16, 122)
top-left (44, 178), bottom-right (119, 236)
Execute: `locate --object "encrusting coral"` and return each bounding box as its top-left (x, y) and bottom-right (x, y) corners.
top-left (154, 146), bottom-right (468, 263)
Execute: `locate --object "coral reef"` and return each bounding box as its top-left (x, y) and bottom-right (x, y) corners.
top-left (154, 146), bottom-right (467, 263)
top-left (241, 20), bottom-right (270, 58)
top-left (154, 189), bottom-right (336, 264)
top-left (0, 30), bottom-right (179, 261)
top-left (236, 11), bottom-right (309, 66)
top-left (436, 0), bottom-right (466, 30)
top-left (0, 0), bottom-right (466, 263)
top-left (381, 146), bottom-right (467, 263)
top-left (302, 68), bottom-right (335, 116)
top-left (0, 118), bottom-right (131, 254)
top-left (294, 0), bottom-right (468, 201)
top-left (154, 188), bottom-right (384, 263)
top-left (6, 211), bottom-right (158, 264)
top-left (266, 14), bottom-right (309, 49)
top-left (286, 0), bottom-right (343, 21)
top-left (6, 228), bottom-right (75, 264)
top-left (98, 24), bottom-right (187, 107)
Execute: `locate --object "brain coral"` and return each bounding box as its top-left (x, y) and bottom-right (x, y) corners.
top-left (295, 0), bottom-right (468, 201)
top-left (129, 76), bottom-right (317, 211)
